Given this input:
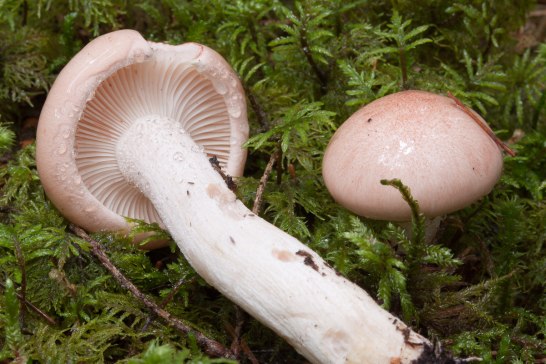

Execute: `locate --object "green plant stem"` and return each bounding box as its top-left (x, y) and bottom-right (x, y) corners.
top-left (14, 238), bottom-right (26, 322)
top-left (380, 178), bottom-right (426, 273)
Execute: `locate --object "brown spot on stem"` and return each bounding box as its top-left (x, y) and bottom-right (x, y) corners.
top-left (323, 261), bottom-right (342, 276)
top-left (206, 183), bottom-right (236, 205)
top-left (210, 156), bottom-right (237, 192)
top-left (296, 250), bottom-right (319, 271)
top-left (272, 248), bottom-right (297, 262)
top-left (395, 321), bottom-right (425, 348)
top-left (402, 327), bottom-right (411, 342)
top-left (229, 236), bottom-right (236, 245)
top-left (322, 329), bottom-right (350, 353)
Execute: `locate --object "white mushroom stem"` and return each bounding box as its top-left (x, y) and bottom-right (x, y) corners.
top-left (116, 115), bottom-right (431, 364)
top-left (399, 216), bottom-right (444, 243)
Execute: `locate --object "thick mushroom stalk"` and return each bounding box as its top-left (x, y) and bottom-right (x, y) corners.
top-left (116, 115), bottom-right (428, 363)
top-left (36, 30), bottom-right (437, 363)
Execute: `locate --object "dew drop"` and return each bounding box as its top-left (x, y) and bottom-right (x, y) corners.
top-left (57, 144), bottom-right (67, 155)
top-left (191, 145), bottom-right (204, 153)
top-left (62, 128), bottom-right (71, 139)
top-left (175, 124), bottom-right (187, 134)
top-left (63, 100), bottom-right (80, 118)
top-left (213, 81), bottom-right (228, 95)
top-left (173, 152), bottom-right (184, 161)
top-left (134, 120), bottom-right (146, 136)
top-left (229, 105), bottom-right (242, 118)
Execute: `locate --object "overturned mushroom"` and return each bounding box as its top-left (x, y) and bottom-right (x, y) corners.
top-left (37, 31), bottom-right (441, 363)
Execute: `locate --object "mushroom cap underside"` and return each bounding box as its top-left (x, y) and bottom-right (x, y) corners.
top-left (36, 29), bottom-right (249, 234)
top-left (322, 90), bottom-right (504, 221)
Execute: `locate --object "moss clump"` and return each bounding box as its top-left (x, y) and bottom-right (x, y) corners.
top-left (0, 0), bottom-right (544, 362)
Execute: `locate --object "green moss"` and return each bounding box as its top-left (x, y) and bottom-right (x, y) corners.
top-left (0, 0), bottom-right (544, 362)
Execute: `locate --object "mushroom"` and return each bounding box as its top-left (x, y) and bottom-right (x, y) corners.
top-left (37, 31), bottom-right (439, 363)
top-left (37, 30), bottom-right (248, 246)
top-left (322, 90), bottom-right (504, 239)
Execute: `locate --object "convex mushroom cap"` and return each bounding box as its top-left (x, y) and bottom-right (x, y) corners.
top-left (322, 90), bottom-right (504, 221)
top-left (36, 29), bottom-right (248, 236)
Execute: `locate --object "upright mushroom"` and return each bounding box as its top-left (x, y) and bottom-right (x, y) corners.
top-left (322, 90), bottom-right (504, 237)
top-left (37, 31), bottom-right (441, 364)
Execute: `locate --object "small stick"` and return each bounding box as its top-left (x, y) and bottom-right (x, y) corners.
top-left (0, 281), bottom-right (57, 326)
top-left (70, 225), bottom-right (234, 359)
top-left (246, 91), bottom-right (269, 130)
top-left (225, 312), bottom-right (260, 364)
top-left (252, 148), bottom-right (281, 215)
top-left (447, 92), bottom-right (516, 157)
top-left (140, 277), bottom-right (192, 332)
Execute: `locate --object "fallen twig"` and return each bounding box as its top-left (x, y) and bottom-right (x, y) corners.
top-left (225, 313), bottom-right (260, 364)
top-left (252, 148), bottom-right (281, 215)
top-left (246, 91), bottom-right (270, 130)
top-left (70, 225), bottom-right (234, 359)
top-left (0, 281), bottom-right (57, 326)
top-left (140, 277), bottom-right (192, 332)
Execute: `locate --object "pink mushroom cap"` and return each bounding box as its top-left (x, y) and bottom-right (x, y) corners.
top-left (322, 90), bottom-right (504, 221)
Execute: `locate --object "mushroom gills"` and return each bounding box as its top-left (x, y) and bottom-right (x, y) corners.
top-left (76, 59), bottom-right (232, 225)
